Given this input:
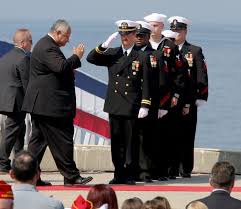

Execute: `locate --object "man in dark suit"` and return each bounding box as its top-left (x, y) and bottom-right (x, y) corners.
top-left (22, 19), bottom-right (93, 186)
top-left (0, 29), bottom-right (32, 173)
top-left (187, 161), bottom-right (241, 209)
top-left (87, 20), bottom-right (151, 185)
top-left (169, 16), bottom-right (209, 178)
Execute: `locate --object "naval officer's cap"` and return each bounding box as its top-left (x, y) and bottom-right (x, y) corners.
top-left (161, 30), bottom-right (178, 39)
top-left (144, 13), bottom-right (167, 23)
top-left (115, 20), bottom-right (139, 35)
top-left (136, 21), bottom-right (154, 35)
top-left (168, 16), bottom-right (190, 30)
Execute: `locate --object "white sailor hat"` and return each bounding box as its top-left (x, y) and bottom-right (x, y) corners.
top-left (136, 21), bottom-right (154, 34)
top-left (144, 13), bottom-right (167, 23)
top-left (161, 30), bottom-right (178, 39)
top-left (168, 16), bottom-right (190, 30)
top-left (115, 20), bottom-right (139, 35)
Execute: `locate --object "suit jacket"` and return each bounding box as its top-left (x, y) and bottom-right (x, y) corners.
top-left (180, 41), bottom-right (208, 105)
top-left (22, 35), bottom-right (81, 118)
top-left (0, 47), bottom-right (30, 113)
top-left (13, 184), bottom-right (64, 209)
top-left (87, 45), bottom-right (151, 117)
top-left (198, 190), bottom-right (241, 209)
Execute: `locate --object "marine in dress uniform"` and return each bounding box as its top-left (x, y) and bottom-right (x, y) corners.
top-left (144, 13), bottom-right (167, 50)
top-left (135, 21), bottom-right (156, 182)
top-left (156, 29), bottom-right (190, 179)
top-left (87, 20), bottom-right (152, 184)
top-left (168, 16), bottom-right (208, 177)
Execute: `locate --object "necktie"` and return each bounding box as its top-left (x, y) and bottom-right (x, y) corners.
top-left (124, 51), bottom-right (127, 56)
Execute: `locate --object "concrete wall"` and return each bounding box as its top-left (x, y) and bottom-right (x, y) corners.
top-left (40, 145), bottom-right (241, 174)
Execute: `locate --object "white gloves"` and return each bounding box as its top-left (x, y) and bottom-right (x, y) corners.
top-left (101, 32), bottom-right (119, 48)
top-left (138, 107), bottom-right (149, 118)
top-left (195, 99), bottom-right (207, 107)
top-left (158, 109), bottom-right (168, 118)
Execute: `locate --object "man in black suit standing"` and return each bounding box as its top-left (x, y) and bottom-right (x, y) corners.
top-left (169, 16), bottom-right (209, 178)
top-left (22, 19), bottom-right (93, 186)
top-left (0, 29), bottom-right (32, 173)
top-left (187, 161), bottom-right (241, 209)
top-left (87, 20), bottom-right (151, 185)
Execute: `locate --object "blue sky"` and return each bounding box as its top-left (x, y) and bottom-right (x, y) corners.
top-left (0, 0), bottom-right (239, 25)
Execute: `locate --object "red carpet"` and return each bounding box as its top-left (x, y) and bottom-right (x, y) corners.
top-left (37, 185), bottom-right (241, 192)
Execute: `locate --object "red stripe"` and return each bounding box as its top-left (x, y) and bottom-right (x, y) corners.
top-left (74, 109), bottom-right (110, 138)
top-left (37, 185), bottom-right (241, 192)
top-left (160, 93), bottom-right (170, 106)
top-left (201, 86), bottom-right (208, 95)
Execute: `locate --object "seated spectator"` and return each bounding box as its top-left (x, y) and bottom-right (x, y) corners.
top-left (142, 200), bottom-right (152, 209)
top-left (9, 150), bottom-right (64, 209)
top-left (121, 197), bottom-right (143, 209)
top-left (0, 180), bottom-right (13, 209)
top-left (185, 201), bottom-right (208, 209)
top-left (86, 184), bottom-right (118, 209)
top-left (188, 161), bottom-right (241, 209)
top-left (151, 196), bottom-right (171, 209)
top-left (142, 197), bottom-right (172, 209)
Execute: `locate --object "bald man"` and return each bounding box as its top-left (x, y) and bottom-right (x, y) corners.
top-left (0, 28), bottom-right (32, 173)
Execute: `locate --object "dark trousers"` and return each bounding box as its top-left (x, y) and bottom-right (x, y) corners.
top-left (27, 114), bottom-right (80, 180)
top-left (138, 109), bottom-right (158, 178)
top-left (109, 114), bottom-right (139, 180)
top-left (168, 105), bottom-right (197, 175)
top-left (167, 107), bottom-right (182, 176)
top-left (0, 112), bottom-right (26, 170)
top-left (151, 113), bottom-right (170, 178)
top-left (178, 106), bottom-right (197, 174)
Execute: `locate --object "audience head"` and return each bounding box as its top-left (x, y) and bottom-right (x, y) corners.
top-left (10, 150), bottom-right (39, 185)
top-left (87, 184), bottom-right (118, 209)
top-left (13, 28), bottom-right (32, 52)
top-left (0, 180), bottom-right (14, 209)
top-left (185, 201), bottom-right (208, 209)
top-left (49, 19), bottom-right (71, 47)
top-left (121, 197), bottom-right (143, 209)
top-left (142, 200), bottom-right (152, 209)
top-left (209, 161), bottom-right (235, 192)
top-left (150, 197), bottom-right (171, 209)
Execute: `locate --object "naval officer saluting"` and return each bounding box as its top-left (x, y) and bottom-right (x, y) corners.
top-left (87, 20), bottom-right (151, 185)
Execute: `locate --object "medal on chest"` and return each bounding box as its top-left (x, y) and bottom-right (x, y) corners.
top-left (163, 46), bottom-right (171, 57)
top-left (150, 55), bottom-right (157, 68)
top-left (185, 52), bottom-right (193, 67)
top-left (132, 60), bottom-right (140, 75)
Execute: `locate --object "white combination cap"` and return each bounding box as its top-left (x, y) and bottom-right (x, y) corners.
top-left (115, 20), bottom-right (139, 32)
top-left (168, 16), bottom-right (190, 30)
top-left (144, 13), bottom-right (167, 23)
top-left (136, 21), bottom-right (154, 32)
top-left (161, 30), bottom-right (178, 39)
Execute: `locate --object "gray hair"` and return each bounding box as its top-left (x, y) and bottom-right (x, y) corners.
top-left (13, 28), bottom-right (31, 45)
top-left (50, 19), bottom-right (71, 34)
top-left (210, 161), bottom-right (235, 188)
